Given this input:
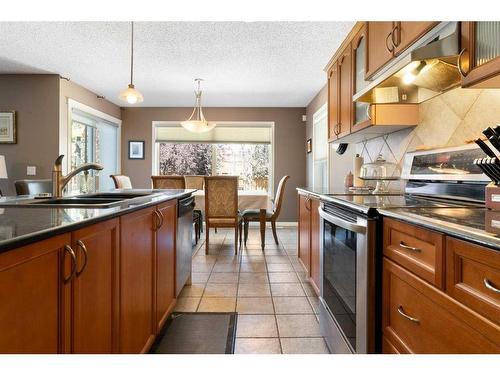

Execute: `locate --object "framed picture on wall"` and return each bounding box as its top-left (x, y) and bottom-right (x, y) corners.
top-left (0, 111), bottom-right (17, 144)
top-left (128, 140), bottom-right (145, 159)
top-left (306, 138), bottom-right (312, 154)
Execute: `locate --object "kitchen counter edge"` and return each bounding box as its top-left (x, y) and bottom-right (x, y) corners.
top-left (0, 189), bottom-right (195, 253)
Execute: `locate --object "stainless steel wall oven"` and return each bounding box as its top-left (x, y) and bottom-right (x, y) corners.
top-left (318, 202), bottom-right (377, 353)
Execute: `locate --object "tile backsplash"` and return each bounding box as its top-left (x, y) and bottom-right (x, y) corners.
top-left (355, 87), bottom-right (500, 190)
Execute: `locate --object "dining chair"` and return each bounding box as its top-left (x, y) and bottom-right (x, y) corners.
top-left (242, 175), bottom-right (290, 245)
top-left (184, 175), bottom-right (205, 190)
top-left (110, 175), bottom-right (133, 189)
top-left (204, 176), bottom-right (242, 254)
top-left (152, 175), bottom-right (203, 242)
top-left (14, 179), bottom-right (52, 195)
top-left (151, 175), bottom-right (185, 189)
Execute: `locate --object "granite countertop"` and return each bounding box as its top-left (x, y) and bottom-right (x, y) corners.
top-left (379, 207), bottom-right (500, 251)
top-left (296, 186), bottom-right (500, 251)
top-left (0, 189), bottom-right (196, 253)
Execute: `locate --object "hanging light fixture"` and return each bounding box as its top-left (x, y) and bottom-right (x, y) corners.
top-left (181, 78), bottom-right (216, 133)
top-left (119, 21), bottom-right (143, 104)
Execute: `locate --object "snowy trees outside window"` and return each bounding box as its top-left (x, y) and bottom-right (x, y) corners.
top-left (158, 142), bottom-right (270, 191)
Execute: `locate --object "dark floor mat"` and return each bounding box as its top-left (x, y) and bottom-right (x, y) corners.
top-left (149, 312), bottom-right (238, 354)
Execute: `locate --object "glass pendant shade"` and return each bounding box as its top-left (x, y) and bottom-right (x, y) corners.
top-left (119, 22), bottom-right (144, 104)
top-left (181, 79), bottom-right (216, 133)
top-left (119, 84), bottom-right (144, 104)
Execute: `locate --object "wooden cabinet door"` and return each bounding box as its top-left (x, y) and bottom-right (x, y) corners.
top-left (155, 200), bottom-right (177, 332)
top-left (309, 197), bottom-right (321, 294)
top-left (366, 22), bottom-right (395, 79)
top-left (460, 21), bottom-right (500, 88)
top-left (71, 219), bottom-right (119, 353)
top-left (298, 194), bottom-right (311, 273)
top-left (338, 44), bottom-right (352, 138)
top-left (383, 258), bottom-right (500, 354)
top-left (327, 62), bottom-right (340, 141)
top-left (119, 207), bottom-right (156, 353)
top-left (393, 22), bottom-right (437, 55)
top-left (352, 24), bottom-right (371, 132)
top-left (0, 234), bottom-right (71, 353)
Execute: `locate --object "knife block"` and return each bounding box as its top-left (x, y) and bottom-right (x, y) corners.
top-left (485, 183), bottom-right (500, 210)
top-left (485, 210), bottom-right (500, 234)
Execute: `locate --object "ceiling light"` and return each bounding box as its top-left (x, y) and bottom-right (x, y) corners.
top-left (119, 22), bottom-right (143, 104)
top-left (181, 79), bottom-right (216, 133)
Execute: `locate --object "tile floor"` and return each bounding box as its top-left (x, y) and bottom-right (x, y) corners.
top-left (175, 225), bottom-right (330, 354)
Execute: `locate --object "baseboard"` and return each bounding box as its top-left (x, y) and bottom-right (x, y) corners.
top-left (246, 221), bottom-right (298, 228)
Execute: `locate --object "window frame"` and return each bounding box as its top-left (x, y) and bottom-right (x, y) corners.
top-left (312, 103), bottom-right (329, 189)
top-left (64, 99), bottom-right (122, 175)
top-left (152, 121), bottom-right (275, 194)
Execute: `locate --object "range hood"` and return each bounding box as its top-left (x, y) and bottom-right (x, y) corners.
top-left (354, 22), bottom-right (461, 104)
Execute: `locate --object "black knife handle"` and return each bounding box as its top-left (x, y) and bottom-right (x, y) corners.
top-left (475, 138), bottom-right (496, 157)
top-left (489, 136), bottom-right (500, 153)
top-left (483, 127), bottom-right (497, 139)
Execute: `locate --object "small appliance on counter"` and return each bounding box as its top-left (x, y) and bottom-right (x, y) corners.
top-left (472, 125), bottom-right (500, 210)
top-left (359, 154), bottom-right (401, 194)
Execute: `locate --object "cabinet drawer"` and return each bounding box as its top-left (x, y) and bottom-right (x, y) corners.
top-left (383, 218), bottom-right (445, 288)
top-left (446, 238), bottom-right (500, 325)
top-left (383, 258), bottom-right (500, 354)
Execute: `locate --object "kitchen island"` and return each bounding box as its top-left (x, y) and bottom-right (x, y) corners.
top-left (0, 189), bottom-right (195, 354)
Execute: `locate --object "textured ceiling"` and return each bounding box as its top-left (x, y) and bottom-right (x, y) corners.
top-left (0, 22), bottom-right (354, 107)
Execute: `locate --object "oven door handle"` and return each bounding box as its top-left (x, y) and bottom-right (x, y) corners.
top-left (318, 207), bottom-right (366, 234)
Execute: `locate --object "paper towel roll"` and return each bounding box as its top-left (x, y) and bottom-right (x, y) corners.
top-left (353, 154), bottom-right (364, 187)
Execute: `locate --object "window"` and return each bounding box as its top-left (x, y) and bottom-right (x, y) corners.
top-left (153, 122), bottom-right (273, 192)
top-left (67, 101), bottom-right (121, 195)
top-left (313, 103), bottom-right (328, 189)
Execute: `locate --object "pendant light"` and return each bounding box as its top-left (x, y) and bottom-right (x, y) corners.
top-left (119, 22), bottom-right (143, 104)
top-left (181, 78), bottom-right (216, 133)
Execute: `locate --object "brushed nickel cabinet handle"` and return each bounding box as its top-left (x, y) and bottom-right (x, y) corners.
top-left (397, 305), bottom-right (420, 324)
top-left (158, 209), bottom-right (164, 228)
top-left (154, 210), bottom-right (161, 230)
top-left (484, 278), bottom-right (500, 294)
top-left (457, 48), bottom-right (469, 77)
top-left (391, 23), bottom-right (400, 48)
top-left (366, 104), bottom-right (372, 121)
top-left (386, 31), bottom-right (394, 53)
top-left (76, 240), bottom-right (88, 277)
top-left (64, 245), bottom-right (77, 284)
top-left (399, 241), bottom-right (422, 252)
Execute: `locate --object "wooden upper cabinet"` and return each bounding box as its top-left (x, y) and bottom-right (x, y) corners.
top-left (460, 21), bottom-right (500, 88)
top-left (155, 200), bottom-right (177, 332)
top-left (338, 44), bottom-right (352, 138)
top-left (0, 234), bottom-right (71, 354)
top-left (119, 206), bottom-right (156, 354)
top-left (393, 22), bottom-right (438, 56)
top-left (70, 219), bottom-right (119, 354)
top-left (366, 22), bottom-right (395, 79)
top-left (351, 24), bottom-right (371, 132)
top-left (327, 61), bottom-right (340, 141)
top-left (298, 194), bottom-right (311, 273)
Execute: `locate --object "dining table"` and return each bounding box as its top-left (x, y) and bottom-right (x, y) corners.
top-left (192, 190), bottom-right (272, 250)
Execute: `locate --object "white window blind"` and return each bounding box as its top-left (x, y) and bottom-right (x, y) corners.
top-left (155, 124), bottom-right (272, 144)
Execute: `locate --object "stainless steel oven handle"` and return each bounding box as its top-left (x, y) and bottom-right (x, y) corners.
top-left (318, 207), bottom-right (366, 234)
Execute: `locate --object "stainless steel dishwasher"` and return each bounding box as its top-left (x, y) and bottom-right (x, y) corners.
top-left (176, 196), bottom-right (195, 296)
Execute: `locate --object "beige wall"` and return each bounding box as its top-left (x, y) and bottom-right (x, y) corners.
top-left (305, 84), bottom-right (327, 187)
top-left (0, 74), bottom-right (60, 195)
top-left (121, 107), bottom-right (306, 221)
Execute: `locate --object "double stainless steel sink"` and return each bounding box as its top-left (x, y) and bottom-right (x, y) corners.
top-left (0, 191), bottom-right (162, 208)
